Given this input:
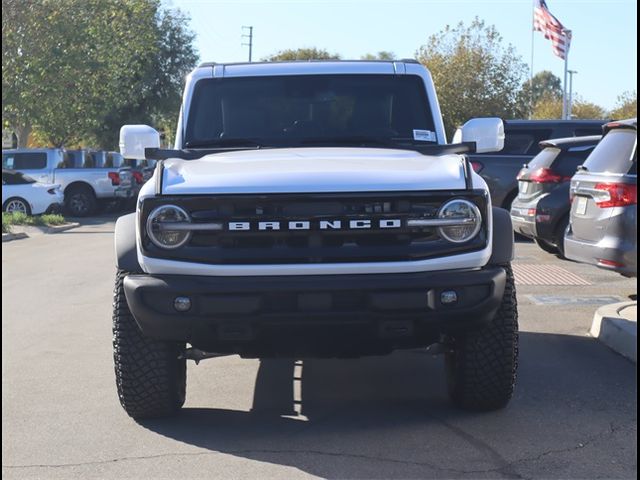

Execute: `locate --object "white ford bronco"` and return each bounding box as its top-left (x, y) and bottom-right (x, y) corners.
top-left (113, 60), bottom-right (518, 419)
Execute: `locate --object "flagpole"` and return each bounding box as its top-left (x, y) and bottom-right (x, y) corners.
top-left (562, 29), bottom-right (571, 120)
top-left (530, 0), bottom-right (535, 118)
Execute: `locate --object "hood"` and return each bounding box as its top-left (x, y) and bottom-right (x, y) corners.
top-left (161, 147), bottom-right (467, 195)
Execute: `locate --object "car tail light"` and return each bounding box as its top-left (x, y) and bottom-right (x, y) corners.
top-left (528, 167), bottom-right (570, 184)
top-left (108, 172), bottom-right (121, 186)
top-left (597, 258), bottom-right (625, 268)
top-left (592, 183), bottom-right (637, 208)
top-left (470, 161), bottom-right (483, 173)
top-left (132, 171), bottom-right (144, 184)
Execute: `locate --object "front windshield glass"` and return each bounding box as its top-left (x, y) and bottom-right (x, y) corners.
top-left (184, 74), bottom-right (436, 148)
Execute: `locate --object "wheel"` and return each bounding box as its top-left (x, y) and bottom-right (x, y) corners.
top-left (445, 264), bottom-right (519, 411)
top-left (64, 186), bottom-right (97, 217)
top-left (534, 237), bottom-right (559, 254)
top-left (112, 270), bottom-right (186, 419)
top-left (3, 197), bottom-right (31, 215)
top-left (554, 216), bottom-right (570, 259)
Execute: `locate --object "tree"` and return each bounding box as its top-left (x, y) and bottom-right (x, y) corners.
top-left (361, 51), bottom-right (395, 60)
top-left (263, 47), bottom-right (341, 62)
top-left (416, 18), bottom-right (528, 138)
top-left (610, 91), bottom-right (637, 120)
top-left (2, 0), bottom-right (197, 149)
top-left (518, 70), bottom-right (563, 116)
top-left (532, 95), bottom-right (606, 120)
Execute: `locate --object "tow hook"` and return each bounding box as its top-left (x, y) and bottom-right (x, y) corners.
top-left (179, 348), bottom-right (228, 365)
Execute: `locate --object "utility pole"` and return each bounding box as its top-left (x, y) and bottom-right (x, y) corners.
top-left (567, 70), bottom-right (577, 119)
top-left (561, 29), bottom-right (572, 120)
top-left (241, 26), bottom-right (253, 62)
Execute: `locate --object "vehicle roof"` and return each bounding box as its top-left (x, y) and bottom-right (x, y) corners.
top-left (197, 59), bottom-right (420, 68)
top-left (604, 118), bottom-right (637, 133)
top-left (504, 119), bottom-right (607, 128)
top-left (2, 148), bottom-right (61, 153)
top-left (539, 135), bottom-right (602, 150)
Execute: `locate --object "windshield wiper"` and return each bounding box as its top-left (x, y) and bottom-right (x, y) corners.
top-left (183, 138), bottom-right (263, 148)
top-left (299, 136), bottom-right (396, 147)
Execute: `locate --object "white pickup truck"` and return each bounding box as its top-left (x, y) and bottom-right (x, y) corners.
top-left (2, 148), bottom-right (135, 216)
top-left (113, 60), bottom-right (518, 419)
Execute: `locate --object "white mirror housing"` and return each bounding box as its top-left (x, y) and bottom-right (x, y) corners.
top-left (455, 118), bottom-right (505, 154)
top-left (119, 125), bottom-right (161, 159)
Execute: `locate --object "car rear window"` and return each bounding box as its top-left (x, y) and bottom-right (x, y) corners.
top-left (553, 147), bottom-right (596, 176)
top-left (526, 147), bottom-right (560, 169)
top-left (2, 171), bottom-right (37, 185)
top-left (584, 129), bottom-right (637, 174)
top-left (2, 152), bottom-right (47, 170)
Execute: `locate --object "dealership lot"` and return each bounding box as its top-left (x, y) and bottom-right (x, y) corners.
top-left (2, 216), bottom-right (636, 480)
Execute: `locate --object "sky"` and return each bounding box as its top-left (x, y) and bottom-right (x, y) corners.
top-left (167, 0), bottom-right (637, 111)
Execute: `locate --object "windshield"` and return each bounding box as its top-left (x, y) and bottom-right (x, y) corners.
top-left (184, 74), bottom-right (436, 148)
top-left (584, 129), bottom-right (637, 174)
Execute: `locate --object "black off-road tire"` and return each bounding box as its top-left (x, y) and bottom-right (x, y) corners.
top-left (445, 264), bottom-right (519, 411)
top-left (113, 270), bottom-right (186, 419)
top-left (65, 185), bottom-right (97, 217)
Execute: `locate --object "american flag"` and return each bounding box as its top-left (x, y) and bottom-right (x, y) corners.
top-left (534, 0), bottom-right (572, 60)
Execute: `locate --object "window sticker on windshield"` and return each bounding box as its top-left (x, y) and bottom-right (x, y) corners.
top-left (413, 129), bottom-right (437, 142)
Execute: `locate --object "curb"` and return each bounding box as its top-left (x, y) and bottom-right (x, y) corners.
top-left (1, 232), bottom-right (29, 242)
top-left (39, 222), bottom-right (80, 234)
top-left (590, 301), bottom-right (637, 362)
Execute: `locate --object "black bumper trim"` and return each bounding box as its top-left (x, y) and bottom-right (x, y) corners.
top-left (123, 267), bottom-right (506, 355)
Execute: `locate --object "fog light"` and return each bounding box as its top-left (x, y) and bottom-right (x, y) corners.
top-left (440, 290), bottom-right (458, 305)
top-left (174, 296), bottom-right (192, 312)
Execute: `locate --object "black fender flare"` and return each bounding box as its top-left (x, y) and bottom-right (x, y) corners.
top-left (488, 207), bottom-right (514, 265)
top-left (115, 213), bottom-right (142, 272)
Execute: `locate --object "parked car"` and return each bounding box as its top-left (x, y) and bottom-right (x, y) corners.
top-left (564, 119), bottom-right (637, 277)
top-left (1, 148), bottom-right (135, 216)
top-left (510, 135), bottom-right (601, 256)
top-left (468, 120), bottom-right (606, 210)
top-left (2, 169), bottom-right (64, 215)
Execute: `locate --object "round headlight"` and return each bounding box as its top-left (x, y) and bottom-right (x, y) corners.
top-left (437, 199), bottom-right (482, 243)
top-left (146, 205), bottom-right (191, 249)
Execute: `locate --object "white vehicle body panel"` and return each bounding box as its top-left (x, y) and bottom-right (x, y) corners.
top-left (2, 180), bottom-right (63, 215)
top-left (160, 148), bottom-right (468, 195)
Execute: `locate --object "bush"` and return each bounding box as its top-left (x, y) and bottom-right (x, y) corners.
top-left (2, 212), bottom-right (67, 229)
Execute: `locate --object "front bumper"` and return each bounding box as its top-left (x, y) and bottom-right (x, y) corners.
top-left (123, 266), bottom-right (507, 356)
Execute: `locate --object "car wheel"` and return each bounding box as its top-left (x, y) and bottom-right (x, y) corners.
top-left (554, 217), bottom-right (570, 259)
top-left (535, 237), bottom-right (560, 255)
top-left (65, 186), bottom-right (97, 217)
top-left (113, 270), bottom-right (186, 419)
top-left (445, 264), bottom-right (519, 411)
top-left (3, 197), bottom-right (31, 216)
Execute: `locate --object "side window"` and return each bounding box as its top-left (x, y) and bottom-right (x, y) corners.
top-left (574, 128), bottom-right (603, 137)
top-left (84, 152), bottom-right (97, 168)
top-left (3, 152), bottom-right (47, 170)
top-left (501, 133), bottom-right (535, 155)
top-left (2, 154), bottom-right (15, 169)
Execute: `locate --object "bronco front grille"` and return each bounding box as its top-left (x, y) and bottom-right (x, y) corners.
top-left (140, 191), bottom-right (489, 264)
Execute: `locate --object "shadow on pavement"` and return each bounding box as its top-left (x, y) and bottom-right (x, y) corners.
top-left (139, 332), bottom-right (636, 479)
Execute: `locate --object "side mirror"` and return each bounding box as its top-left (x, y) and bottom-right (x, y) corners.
top-left (453, 118), bottom-right (505, 153)
top-left (119, 125), bottom-right (160, 159)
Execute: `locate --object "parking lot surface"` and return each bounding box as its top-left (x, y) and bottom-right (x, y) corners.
top-left (2, 216), bottom-right (637, 479)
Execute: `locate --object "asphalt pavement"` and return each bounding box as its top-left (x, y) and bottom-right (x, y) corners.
top-left (2, 215), bottom-right (637, 479)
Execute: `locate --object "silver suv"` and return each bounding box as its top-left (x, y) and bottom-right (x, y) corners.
top-left (564, 119), bottom-right (637, 277)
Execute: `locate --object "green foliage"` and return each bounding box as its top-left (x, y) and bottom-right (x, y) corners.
top-left (2, 0), bottom-right (198, 149)
top-left (531, 95), bottom-right (606, 120)
top-left (360, 51), bottom-right (395, 60)
top-left (610, 91), bottom-right (637, 120)
top-left (2, 211), bottom-right (66, 228)
top-left (263, 47), bottom-right (341, 62)
top-left (519, 70), bottom-right (563, 116)
top-left (416, 17), bottom-right (529, 138)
